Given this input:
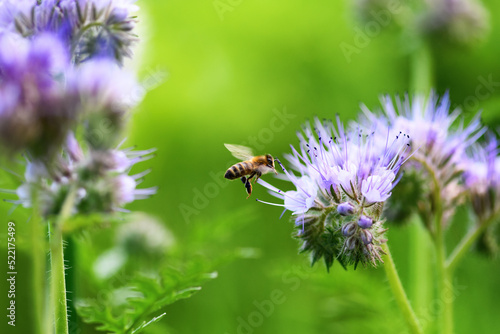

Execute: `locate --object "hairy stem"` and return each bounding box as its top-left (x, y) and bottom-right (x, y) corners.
top-left (434, 206), bottom-right (453, 334)
top-left (30, 190), bottom-right (46, 334)
top-left (382, 243), bottom-right (423, 334)
top-left (49, 185), bottom-right (77, 334)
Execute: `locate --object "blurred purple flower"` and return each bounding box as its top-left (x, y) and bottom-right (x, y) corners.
top-left (421, 0), bottom-right (489, 45)
top-left (1, 0), bottom-right (139, 63)
top-left (75, 58), bottom-right (140, 114)
top-left (0, 32), bottom-right (77, 156)
top-left (464, 134), bottom-right (500, 221)
top-left (6, 141), bottom-right (156, 216)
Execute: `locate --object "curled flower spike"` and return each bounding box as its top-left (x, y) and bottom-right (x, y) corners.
top-left (257, 117), bottom-right (412, 269)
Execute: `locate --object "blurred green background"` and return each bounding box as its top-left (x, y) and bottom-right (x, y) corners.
top-left (2, 0), bottom-right (500, 333)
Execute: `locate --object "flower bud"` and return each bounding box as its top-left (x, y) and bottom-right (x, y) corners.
top-left (342, 222), bottom-right (357, 237)
top-left (337, 202), bottom-right (355, 216)
top-left (357, 215), bottom-right (373, 229)
top-left (360, 229), bottom-right (373, 245)
top-left (346, 237), bottom-right (357, 250)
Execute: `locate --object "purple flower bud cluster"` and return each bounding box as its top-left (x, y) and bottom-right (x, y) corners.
top-left (0, 1), bottom-right (156, 215)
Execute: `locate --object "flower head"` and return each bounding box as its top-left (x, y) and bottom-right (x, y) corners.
top-left (257, 117), bottom-right (411, 269)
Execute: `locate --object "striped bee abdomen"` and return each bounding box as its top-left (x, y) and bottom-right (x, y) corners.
top-left (225, 161), bottom-right (251, 179)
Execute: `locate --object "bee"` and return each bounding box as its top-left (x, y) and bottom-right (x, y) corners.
top-left (224, 144), bottom-right (278, 198)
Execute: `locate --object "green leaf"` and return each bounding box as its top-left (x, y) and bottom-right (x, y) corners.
top-left (76, 260), bottom-right (218, 333)
top-left (131, 312), bottom-right (167, 334)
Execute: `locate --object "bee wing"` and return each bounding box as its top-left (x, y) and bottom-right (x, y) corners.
top-left (224, 144), bottom-right (254, 160)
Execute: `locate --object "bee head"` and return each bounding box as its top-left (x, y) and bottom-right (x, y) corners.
top-left (265, 154), bottom-right (278, 174)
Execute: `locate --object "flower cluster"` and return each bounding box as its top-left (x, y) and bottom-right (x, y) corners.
top-left (1, 0), bottom-right (138, 64)
top-left (0, 1), bottom-right (155, 216)
top-left (360, 93), bottom-right (484, 225)
top-left (11, 134), bottom-right (156, 217)
top-left (258, 117), bottom-right (412, 269)
top-left (0, 0), bottom-right (140, 155)
top-left (257, 92), bottom-right (500, 269)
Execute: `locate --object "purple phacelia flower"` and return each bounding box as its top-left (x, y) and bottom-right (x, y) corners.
top-left (258, 117), bottom-right (410, 214)
top-left (256, 117), bottom-right (411, 269)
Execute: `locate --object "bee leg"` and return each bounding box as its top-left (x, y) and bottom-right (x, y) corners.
top-left (253, 171), bottom-right (262, 184)
top-left (241, 176), bottom-right (247, 184)
top-left (246, 172), bottom-right (256, 182)
top-left (243, 173), bottom-right (256, 198)
top-left (245, 179), bottom-right (252, 198)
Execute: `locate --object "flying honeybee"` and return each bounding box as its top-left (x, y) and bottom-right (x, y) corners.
top-left (224, 144), bottom-right (278, 198)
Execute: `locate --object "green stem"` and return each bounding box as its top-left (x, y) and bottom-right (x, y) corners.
top-left (430, 168), bottom-right (453, 334)
top-left (410, 38), bottom-right (434, 94)
top-left (407, 35), bottom-right (437, 333)
top-left (382, 243), bottom-right (423, 334)
top-left (446, 212), bottom-right (500, 273)
top-left (49, 185), bottom-right (77, 334)
top-left (409, 215), bottom-right (432, 328)
top-left (30, 190), bottom-right (46, 334)
top-left (434, 216), bottom-right (453, 334)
